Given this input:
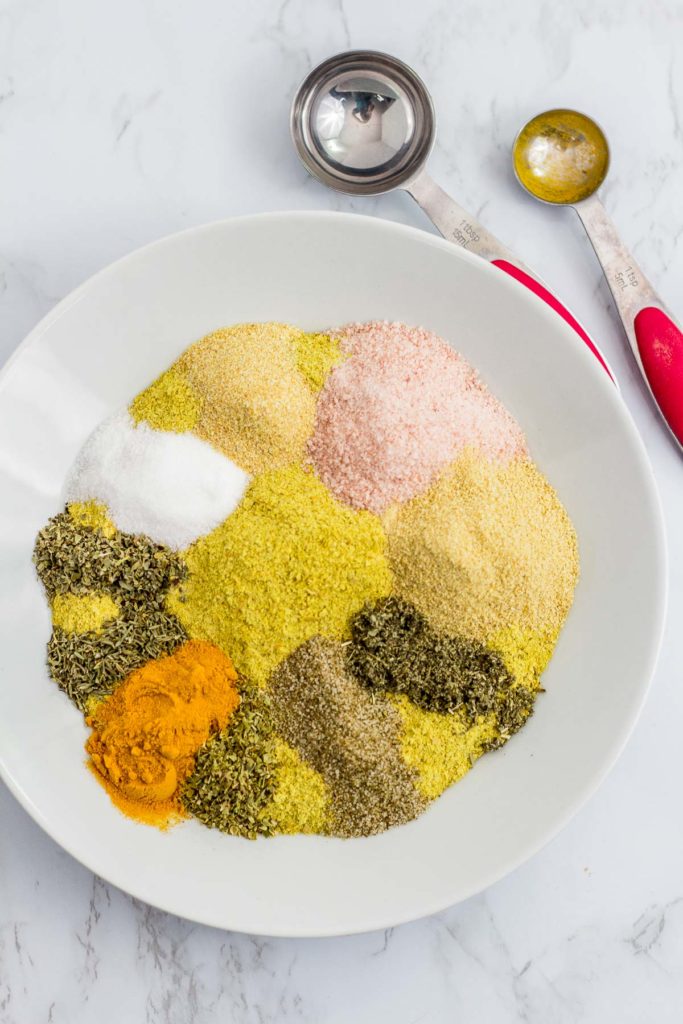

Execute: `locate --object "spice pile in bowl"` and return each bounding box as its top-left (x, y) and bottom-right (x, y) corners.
top-left (33, 321), bottom-right (578, 838)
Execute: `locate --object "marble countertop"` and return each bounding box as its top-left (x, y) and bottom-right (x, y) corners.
top-left (2, 0), bottom-right (683, 1020)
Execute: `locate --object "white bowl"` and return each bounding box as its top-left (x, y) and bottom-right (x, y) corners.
top-left (0, 212), bottom-right (666, 937)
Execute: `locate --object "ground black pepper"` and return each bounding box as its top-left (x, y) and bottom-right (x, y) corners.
top-left (269, 636), bottom-right (425, 837)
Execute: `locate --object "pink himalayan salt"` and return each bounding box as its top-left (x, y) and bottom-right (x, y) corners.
top-left (307, 321), bottom-right (527, 513)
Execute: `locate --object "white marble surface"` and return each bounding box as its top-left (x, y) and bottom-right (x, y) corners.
top-left (1, 0), bottom-right (683, 1020)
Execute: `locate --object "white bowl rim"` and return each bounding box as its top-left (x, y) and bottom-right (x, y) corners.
top-left (0, 210), bottom-right (668, 937)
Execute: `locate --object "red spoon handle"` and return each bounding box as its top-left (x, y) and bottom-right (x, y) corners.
top-left (492, 258), bottom-right (615, 382)
top-left (634, 306), bottom-right (683, 445)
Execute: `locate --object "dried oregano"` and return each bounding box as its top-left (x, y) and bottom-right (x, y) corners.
top-left (33, 510), bottom-right (186, 612)
top-left (48, 611), bottom-right (188, 712)
top-left (34, 509), bottom-right (188, 711)
top-left (181, 682), bottom-right (277, 839)
top-left (347, 597), bottom-right (534, 737)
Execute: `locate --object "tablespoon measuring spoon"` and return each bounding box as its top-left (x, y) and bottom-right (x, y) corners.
top-left (513, 108), bottom-right (683, 449)
top-left (290, 50), bottom-right (615, 381)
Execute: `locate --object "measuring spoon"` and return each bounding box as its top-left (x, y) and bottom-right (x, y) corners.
top-left (290, 50), bottom-right (615, 381)
top-left (513, 108), bottom-right (683, 449)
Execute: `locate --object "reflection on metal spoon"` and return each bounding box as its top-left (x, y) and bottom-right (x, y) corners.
top-left (290, 50), bottom-right (615, 382)
top-left (514, 108), bottom-right (683, 450)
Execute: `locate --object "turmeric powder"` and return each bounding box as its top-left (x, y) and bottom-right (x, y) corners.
top-left (86, 640), bottom-right (240, 827)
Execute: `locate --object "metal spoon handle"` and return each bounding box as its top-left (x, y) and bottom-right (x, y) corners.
top-left (406, 171), bottom-right (615, 382)
top-left (575, 194), bottom-right (683, 448)
top-left (406, 170), bottom-right (512, 261)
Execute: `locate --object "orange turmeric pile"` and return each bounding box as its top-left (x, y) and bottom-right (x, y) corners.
top-left (86, 640), bottom-right (240, 826)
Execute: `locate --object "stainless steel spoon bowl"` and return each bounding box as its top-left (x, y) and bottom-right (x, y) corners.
top-left (291, 50), bottom-right (614, 381)
top-left (291, 50), bottom-right (435, 196)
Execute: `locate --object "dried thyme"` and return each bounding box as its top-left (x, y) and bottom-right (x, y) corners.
top-left (181, 682), bottom-right (277, 839)
top-left (48, 611), bottom-right (188, 712)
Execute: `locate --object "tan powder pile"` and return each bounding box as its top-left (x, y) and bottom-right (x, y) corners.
top-left (269, 637), bottom-right (426, 837)
top-left (384, 449), bottom-right (579, 642)
top-left (177, 322), bottom-right (316, 474)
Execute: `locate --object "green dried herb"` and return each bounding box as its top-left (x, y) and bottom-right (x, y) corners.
top-left (483, 686), bottom-right (535, 750)
top-left (33, 510), bottom-right (186, 613)
top-left (34, 508), bottom-right (189, 711)
top-left (347, 597), bottom-right (533, 738)
top-left (181, 682), bottom-right (277, 839)
top-left (47, 611), bottom-right (188, 712)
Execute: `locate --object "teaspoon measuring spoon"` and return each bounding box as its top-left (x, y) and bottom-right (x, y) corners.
top-left (290, 50), bottom-right (615, 381)
top-left (513, 108), bottom-right (683, 450)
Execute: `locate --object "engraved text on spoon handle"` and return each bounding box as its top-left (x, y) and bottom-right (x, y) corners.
top-left (574, 194), bottom-right (659, 332)
top-left (405, 171), bottom-right (516, 263)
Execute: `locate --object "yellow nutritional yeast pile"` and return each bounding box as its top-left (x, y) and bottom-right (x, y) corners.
top-left (168, 464), bottom-right (392, 685)
top-left (394, 696), bottom-right (499, 801)
top-left (68, 499), bottom-right (116, 536)
top-left (130, 366), bottom-right (201, 433)
top-left (52, 592), bottom-right (119, 634)
top-left (264, 738), bottom-right (331, 835)
top-left (291, 330), bottom-right (345, 392)
top-left (33, 319), bottom-right (579, 838)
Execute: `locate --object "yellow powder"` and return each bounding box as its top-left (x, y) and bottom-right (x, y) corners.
top-left (177, 322), bottom-right (317, 474)
top-left (393, 694), bottom-right (499, 801)
top-left (263, 738), bottom-right (330, 834)
top-left (52, 592), bottom-right (119, 634)
top-left (488, 625), bottom-right (557, 691)
top-left (129, 366), bottom-right (201, 433)
top-left (384, 450), bottom-right (579, 642)
top-left (68, 500), bottom-right (116, 537)
top-left (292, 331), bottom-right (345, 392)
top-left (167, 464), bottom-right (392, 685)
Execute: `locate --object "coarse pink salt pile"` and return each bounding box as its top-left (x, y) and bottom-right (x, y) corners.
top-left (307, 321), bottom-right (527, 513)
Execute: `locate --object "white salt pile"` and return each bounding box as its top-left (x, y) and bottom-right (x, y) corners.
top-left (66, 410), bottom-right (250, 549)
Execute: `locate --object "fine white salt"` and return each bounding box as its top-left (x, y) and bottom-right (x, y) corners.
top-left (66, 410), bottom-right (250, 549)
